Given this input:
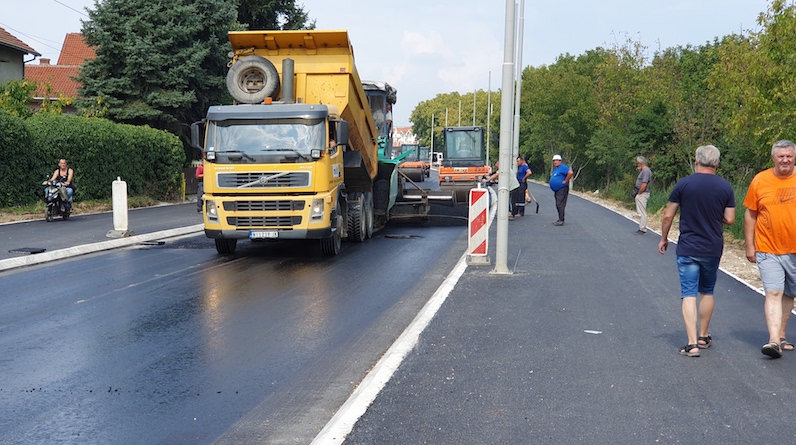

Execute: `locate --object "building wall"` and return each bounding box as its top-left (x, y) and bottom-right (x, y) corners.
top-left (0, 46), bottom-right (25, 83)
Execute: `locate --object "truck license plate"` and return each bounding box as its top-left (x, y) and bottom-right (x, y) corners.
top-left (249, 230), bottom-right (278, 239)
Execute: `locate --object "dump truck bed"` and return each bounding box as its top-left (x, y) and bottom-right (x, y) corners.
top-left (228, 30), bottom-right (379, 180)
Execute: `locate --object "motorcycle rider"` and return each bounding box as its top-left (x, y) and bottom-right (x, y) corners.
top-left (48, 158), bottom-right (75, 212)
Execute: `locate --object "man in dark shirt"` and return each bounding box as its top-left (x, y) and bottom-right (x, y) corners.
top-left (658, 145), bottom-right (736, 357)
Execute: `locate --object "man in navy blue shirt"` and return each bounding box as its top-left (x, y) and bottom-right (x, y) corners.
top-left (658, 145), bottom-right (736, 357)
top-left (513, 156), bottom-right (531, 217)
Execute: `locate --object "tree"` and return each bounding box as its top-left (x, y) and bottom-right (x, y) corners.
top-left (77, 0), bottom-right (314, 159)
top-left (0, 80), bottom-right (38, 118)
top-left (237, 0), bottom-right (315, 30)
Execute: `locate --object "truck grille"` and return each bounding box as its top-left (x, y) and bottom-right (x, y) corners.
top-left (228, 216), bottom-right (301, 228)
top-left (223, 200), bottom-right (305, 211)
top-left (217, 171), bottom-right (310, 188)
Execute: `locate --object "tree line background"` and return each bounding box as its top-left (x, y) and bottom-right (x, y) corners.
top-left (410, 0), bottom-right (796, 238)
top-left (3, 0), bottom-right (795, 220)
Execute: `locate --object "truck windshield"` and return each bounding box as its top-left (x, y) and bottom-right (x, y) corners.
top-left (445, 131), bottom-right (484, 160)
top-left (367, 95), bottom-right (388, 137)
top-left (402, 146), bottom-right (419, 161)
top-left (207, 118), bottom-right (325, 159)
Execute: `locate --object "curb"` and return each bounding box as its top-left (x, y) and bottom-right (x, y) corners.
top-left (0, 224), bottom-right (204, 273)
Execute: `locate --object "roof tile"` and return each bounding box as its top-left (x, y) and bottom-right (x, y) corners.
top-left (0, 26), bottom-right (40, 56)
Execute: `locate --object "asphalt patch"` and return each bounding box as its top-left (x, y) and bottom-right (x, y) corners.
top-left (8, 247), bottom-right (46, 254)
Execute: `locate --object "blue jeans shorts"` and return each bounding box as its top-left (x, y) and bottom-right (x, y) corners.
top-left (676, 256), bottom-right (721, 298)
top-left (755, 252), bottom-right (796, 296)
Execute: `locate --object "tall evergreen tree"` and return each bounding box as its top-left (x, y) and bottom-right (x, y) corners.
top-left (237, 0), bottom-right (315, 30)
top-left (76, 0), bottom-right (313, 155)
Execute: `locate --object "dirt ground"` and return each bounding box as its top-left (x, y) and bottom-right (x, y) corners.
top-left (569, 189), bottom-right (764, 293)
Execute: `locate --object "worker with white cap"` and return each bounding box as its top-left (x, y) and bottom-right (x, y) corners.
top-left (550, 154), bottom-right (573, 226)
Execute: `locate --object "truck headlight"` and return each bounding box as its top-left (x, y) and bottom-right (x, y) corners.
top-left (206, 200), bottom-right (218, 220)
top-left (310, 199), bottom-right (324, 220)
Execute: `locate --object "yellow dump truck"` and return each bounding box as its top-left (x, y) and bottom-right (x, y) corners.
top-left (191, 30), bottom-right (423, 255)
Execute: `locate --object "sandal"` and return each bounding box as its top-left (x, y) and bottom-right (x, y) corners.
top-left (780, 338), bottom-right (794, 351)
top-left (679, 344), bottom-right (700, 357)
top-left (762, 342), bottom-right (783, 358)
top-left (697, 335), bottom-right (712, 349)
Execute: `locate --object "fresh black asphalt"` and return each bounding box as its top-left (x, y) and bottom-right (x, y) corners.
top-left (2, 186), bottom-right (794, 444)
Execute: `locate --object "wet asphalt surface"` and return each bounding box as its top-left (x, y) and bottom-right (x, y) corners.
top-left (3, 179), bottom-right (796, 444)
top-left (0, 175), bottom-right (470, 445)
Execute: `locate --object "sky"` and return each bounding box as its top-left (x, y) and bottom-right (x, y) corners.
top-left (3, 0), bottom-right (771, 127)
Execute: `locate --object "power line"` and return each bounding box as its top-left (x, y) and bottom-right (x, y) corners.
top-left (52, 0), bottom-right (90, 18)
top-left (0, 21), bottom-right (62, 56)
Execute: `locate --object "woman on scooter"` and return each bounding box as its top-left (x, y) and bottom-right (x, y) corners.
top-left (49, 158), bottom-right (74, 211)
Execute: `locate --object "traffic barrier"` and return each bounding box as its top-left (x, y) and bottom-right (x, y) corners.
top-left (467, 186), bottom-right (490, 265)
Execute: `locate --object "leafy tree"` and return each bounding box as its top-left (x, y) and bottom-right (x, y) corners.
top-left (409, 90), bottom-right (498, 158)
top-left (0, 80), bottom-right (37, 118)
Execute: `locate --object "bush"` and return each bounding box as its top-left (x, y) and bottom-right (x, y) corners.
top-left (0, 111), bottom-right (48, 206)
top-left (21, 114), bottom-right (184, 203)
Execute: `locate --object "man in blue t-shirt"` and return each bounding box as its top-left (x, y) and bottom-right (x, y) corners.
top-left (658, 144), bottom-right (736, 358)
top-left (512, 156), bottom-right (531, 217)
top-left (549, 154), bottom-right (573, 226)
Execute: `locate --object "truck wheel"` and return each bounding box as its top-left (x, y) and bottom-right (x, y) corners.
top-left (321, 201), bottom-right (343, 255)
top-left (364, 192), bottom-right (374, 239)
top-left (347, 192), bottom-right (366, 242)
top-left (215, 238), bottom-right (238, 254)
top-left (226, 55), bottom-right (280, 104)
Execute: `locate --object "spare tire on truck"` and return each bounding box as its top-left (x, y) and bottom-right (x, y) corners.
top-left (226, 55), bottom-right (281, 104)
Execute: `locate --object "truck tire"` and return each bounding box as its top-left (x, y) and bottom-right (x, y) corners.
top-left (347, 192), bottom-right (366, 242)
top-left (226, 55), bottom-right (280, 104)
top-left (321, 201), bottom-right (343, 255)
top-left (364, 191), bottom-right (374, 239)
top-left (215, 238), bottom-right (238, 254)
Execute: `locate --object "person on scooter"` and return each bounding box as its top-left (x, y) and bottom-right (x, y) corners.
top-left (49, 158), bottom-right (74, 212)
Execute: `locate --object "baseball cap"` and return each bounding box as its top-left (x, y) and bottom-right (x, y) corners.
top-left (552, 154), bottom-right (562, 161)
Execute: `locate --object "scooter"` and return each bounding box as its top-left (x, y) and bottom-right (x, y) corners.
top-left (42, 180), bottom-right (72, 221)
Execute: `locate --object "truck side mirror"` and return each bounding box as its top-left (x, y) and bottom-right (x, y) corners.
top-left (190, 120), bottom-right (205, 150)
top-left (336, 121), bottom-right (349, 148)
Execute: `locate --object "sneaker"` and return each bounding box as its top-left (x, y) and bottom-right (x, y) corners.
top-left (553, 220), bottom-right (564, 226)
top-left (634, 230), bottom-right (647, 235)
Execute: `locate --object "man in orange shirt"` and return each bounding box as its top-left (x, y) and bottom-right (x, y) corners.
top-left (744, 140), bottom-right (796, 358)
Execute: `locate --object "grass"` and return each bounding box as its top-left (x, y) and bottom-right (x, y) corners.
top-left (590, 180), bottom-right (748, 242)
top-left (0, 195), bottom-right (165, 223)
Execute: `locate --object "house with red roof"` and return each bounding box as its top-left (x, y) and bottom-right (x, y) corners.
top-left (25, 33), bottom-right (95, 111)
top-left (0, 27), bottom-right (41, 84)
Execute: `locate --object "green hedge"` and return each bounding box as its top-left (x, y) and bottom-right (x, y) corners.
top-left (0, 112), bottom-right (184, 207)
top-left (0, 111), bottom-right (46, 206)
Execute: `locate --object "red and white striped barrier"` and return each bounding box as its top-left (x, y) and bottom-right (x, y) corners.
top-left (467, 187), bottom-right (490, 265)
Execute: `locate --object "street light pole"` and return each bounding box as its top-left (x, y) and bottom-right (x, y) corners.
top-left (493, 0), bottom-right (516, 275)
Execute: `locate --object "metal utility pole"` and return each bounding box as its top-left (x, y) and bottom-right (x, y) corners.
top-left (493, 0), bottom-right (516, 275)
top-left (458, 100), bottom-right (462, 126)
top-left (431, 113), bottom-right (435, 158)
top-left (486, 71), bottom-right (491, 168)
top-left (512, 0), bottom-right (525, 160)
top-left (473, 89), bottom-right (477, 127)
